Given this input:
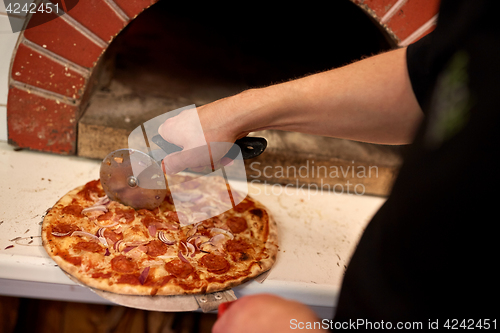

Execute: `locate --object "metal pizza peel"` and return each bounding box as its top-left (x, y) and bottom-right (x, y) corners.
top-left (100, 105), bottom-right (267, 213)
top-left (62, 269), bottom-right (237, 312)
top-left (62, 268), bottom-right (273, 312)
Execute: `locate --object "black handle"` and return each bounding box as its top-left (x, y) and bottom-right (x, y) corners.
top-left (232, 136), bottom-right (267, 159)
top-left (151, 135), bottom-right (183, 154)
top-left (151, 135), bottom-right (267, 160)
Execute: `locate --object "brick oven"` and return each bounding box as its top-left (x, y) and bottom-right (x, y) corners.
top-left (6, 0), bottom-right (440, 196)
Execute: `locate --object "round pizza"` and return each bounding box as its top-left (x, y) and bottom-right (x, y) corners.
top-left (41, 176), bottom-right (278, 296)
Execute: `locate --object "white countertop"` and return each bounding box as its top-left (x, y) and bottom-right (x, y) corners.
top-left (0, 141), bottom-right (385, 317)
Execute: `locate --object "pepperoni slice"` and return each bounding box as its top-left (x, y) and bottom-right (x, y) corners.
top-left (115, 208), bottom-right (135, 223)
top-left (147, 240), bottom-right (169, 257)
top-left (111, 255), bottom-right (137, 273)
top-left (62, 254), bottom-right (82, 266)
top-left (165, 211), bottom-right (180, 223)
top-left (165, 259), bottom-right (193, 279)
top-left (226, 239), bottom-right (253, 261)
top-left (200, 254), bottom-right (230, 274)
top-left (78, 180), bottom-right (105, 200)
top-left (141, 215), bottom-right (160, 227)
top-left (73, 241), bottom-right (104, 254)
top-left (226, 216), bottom-right (247, 234)
top-left (142, 215), bottom-right (178, 231)
top-left (97, 211), bottom-right (114, 221)
top-left (61, 204), bottom-right (83, 218)
top-left (163, 211), bottom-right (187, 225)
top-left (103, 229), bottom-right (123, 244)
top-left (51, 223), bottom-right (78, 235)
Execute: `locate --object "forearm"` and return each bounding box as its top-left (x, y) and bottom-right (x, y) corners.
top-left (200, 47), bottom-right (423, 145)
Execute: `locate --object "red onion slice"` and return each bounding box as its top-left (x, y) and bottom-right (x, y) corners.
top-left (158, 231), bottom-right (175, 245)
top-left (113, 240), bottom-right (123, 251)
top-left (98, 236), bottom-right (108, 247)
top-left (82, 205), bottom-right (108, 214)
top-left (139, 266), bottom-right (150, 285)
top-left (210, 228), bottom-right (234, 240)
top-left (148, 225), bottom-right (157, 237)
top-left (198, 241), bottom-right (217, 253)
top-left (194, 236), bottom-right (208, 250)
top-left (104, 248), bottom-right (110, 256)
top-left (123, 246), bottom-right (136, 253)
top-left (187, 235), bottom-right (209, 250)
top-left (187, 222), bottom-right (202, 237)
top-left (186, 242), bottom-right (195, 256)
top-left (71, 231), bottom-right (100, 243)
top-left (210, 233), bottom-right (226, 244)
top-left (96, 195), bottom-right (110, 206)
top-left (208, 234), bottom-right (227, 253)
top-left (51, 231), bottom-right (71, 237)
top-left (96, 228), bottom-right (105, 238)
top-left (178, 251), bottom-right (189, 263)
top-left (180, 241), bottom-right (189, 254)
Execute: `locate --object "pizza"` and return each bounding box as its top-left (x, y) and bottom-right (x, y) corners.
top-left (41, 175), bottom-right (278, 296)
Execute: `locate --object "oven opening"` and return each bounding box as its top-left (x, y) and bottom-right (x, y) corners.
top-left (78, 1), bottom-right (399, 196)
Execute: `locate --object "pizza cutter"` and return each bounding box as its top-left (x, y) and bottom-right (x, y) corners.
top-left (100, 148), bottom-right (167, 210)
top-left (100, 135), bottom-right (267, 210)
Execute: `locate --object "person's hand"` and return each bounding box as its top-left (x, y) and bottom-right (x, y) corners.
top-left (212, 294), bottom-right (328, 333)
top-left (158, 102), bottom-right (244, 175)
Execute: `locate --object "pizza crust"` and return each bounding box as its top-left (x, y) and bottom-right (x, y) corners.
top-left (42, 178), bottom-right (278, 296)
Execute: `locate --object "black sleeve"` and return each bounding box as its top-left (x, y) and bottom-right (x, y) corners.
top-left (405, 33), bottom-right (435, 114)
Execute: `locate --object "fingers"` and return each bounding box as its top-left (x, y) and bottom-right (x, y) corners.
top-left (162, 146), bottom-right (212, 175)
top-left (162, 143), bottom-right (237, 175)
top-left (212, 294), bottom-right (325, 333)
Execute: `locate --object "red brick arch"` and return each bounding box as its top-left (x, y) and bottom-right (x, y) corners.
top-left (353, 0), bottom-right (441, 46)
top-left (7, 0), bottom-right (440, 154)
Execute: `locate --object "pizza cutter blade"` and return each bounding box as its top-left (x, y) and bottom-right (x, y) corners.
top-left (100, 149), bottom-right (167, 210)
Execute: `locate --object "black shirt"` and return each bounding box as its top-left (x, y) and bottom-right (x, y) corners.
top-left (334, 0), bottom-right (499, 323)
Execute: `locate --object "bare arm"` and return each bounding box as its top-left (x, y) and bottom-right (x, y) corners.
top-left (159, 47), bottom-right (422, 173)
top-left (196, 46), bottom-right (422, 145)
